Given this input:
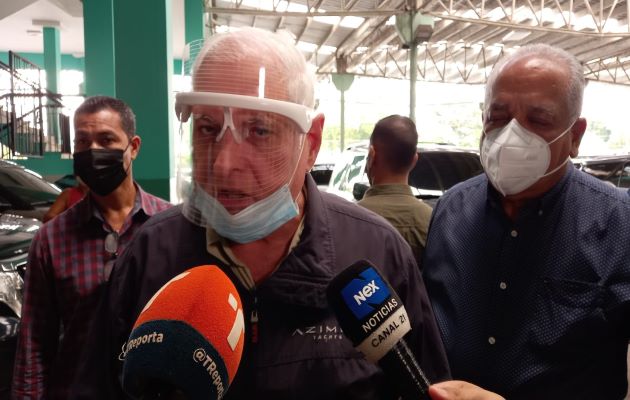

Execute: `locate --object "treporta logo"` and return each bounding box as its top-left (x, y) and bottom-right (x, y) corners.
top-left (341, 266), bottom-right (390, 319)
top-left (193, 347), bottom-right (226, 399)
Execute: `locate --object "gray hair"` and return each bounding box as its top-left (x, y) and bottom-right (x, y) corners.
top-left (192, 27), bottom-right (316, 108)
top-left (484, 44), bottom-right (585, 121)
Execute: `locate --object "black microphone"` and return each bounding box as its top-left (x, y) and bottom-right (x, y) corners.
top-left (326, 259), bottom-right (431, 400)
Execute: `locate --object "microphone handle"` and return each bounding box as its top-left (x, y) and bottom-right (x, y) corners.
top-left (378, 339), bottom-right (431, 400)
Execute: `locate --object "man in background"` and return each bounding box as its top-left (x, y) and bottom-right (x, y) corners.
top-left (359, 115), bottom-right (432, 268)
top-left (12, 96), bottom-right (171, 399)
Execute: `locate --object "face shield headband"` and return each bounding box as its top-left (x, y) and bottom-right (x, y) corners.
top-left (175, 92), bottom-right (315, 134)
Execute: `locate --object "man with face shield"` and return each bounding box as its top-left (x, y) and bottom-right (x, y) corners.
top-left (422, 44), bottom-right (630, 399)
top-left (73, 28), bottom-right (450, 399)
top-left (12, 96), bottom-right (172, 399)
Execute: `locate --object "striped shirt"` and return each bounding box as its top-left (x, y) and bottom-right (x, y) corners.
top-left (12, 185), bottom-right (171, 399)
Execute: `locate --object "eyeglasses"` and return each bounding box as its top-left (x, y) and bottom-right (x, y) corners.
top-left (104, 231), bottom-right (119, 282)
top-left (175, 92), bottom-right (315, 134)
top-left (191, 106), bottom-right (301, 147)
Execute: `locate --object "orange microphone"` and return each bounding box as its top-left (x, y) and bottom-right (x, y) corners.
top-left (121, 265), bottom-right (245, 400)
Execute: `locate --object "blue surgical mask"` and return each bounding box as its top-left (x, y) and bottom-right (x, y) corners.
top-left (192, 183), bottom-right (299, 243)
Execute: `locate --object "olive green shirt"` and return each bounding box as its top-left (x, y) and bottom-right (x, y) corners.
top-left (358, 184), bottom-right (432, 269)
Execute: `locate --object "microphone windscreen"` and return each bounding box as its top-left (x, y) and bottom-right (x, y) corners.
top-left (121, 265), bottom-right (245, 400)
top-left (326, 259), bottom-right (411, 362)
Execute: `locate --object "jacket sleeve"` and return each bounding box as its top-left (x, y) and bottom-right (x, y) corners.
top-left (12, 230), bottom-right (60, 399)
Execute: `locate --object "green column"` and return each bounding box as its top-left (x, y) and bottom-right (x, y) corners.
top-left (332, 73), bottom-right (354, 152)
top-left (410, 44), bottom-right (418, 123)
top-left (184, 0), bottom-right (205, 75)
top-left (83, 0), bottom-right (116, 96)
top-left (395, 12), bottom-right (434, 124)
top-left (43, 26), bottom-right (61, 142)
top-left (185, 0), bottom-right (204, 44)
top-left (113, 0), bottom-right (174, 201)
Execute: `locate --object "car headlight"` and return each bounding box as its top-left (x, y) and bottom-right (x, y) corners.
top-left (0, 316), bottom-right (19, 341)
top-left (0, 252), bottom-right (27, 318)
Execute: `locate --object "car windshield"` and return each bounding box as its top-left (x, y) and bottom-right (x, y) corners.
top-left (329, 149), bottom-right (367, 192)
top-left (409, 151), bottom-right (483, 192)
top-left (0, 167), bottom-right (60, 206)
top-left (582, 160), bottom-right (630, 189)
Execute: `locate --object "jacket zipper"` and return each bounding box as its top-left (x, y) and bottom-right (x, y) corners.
top-left (250, 293), bottom-right (259, 344)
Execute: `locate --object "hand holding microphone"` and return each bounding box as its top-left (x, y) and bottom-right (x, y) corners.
top-left (327, 259), bottom-right (431, 400)
top-left (121, 265), bottom-right (245, 400)
top-left (429, 381), bottom-right (505, 400)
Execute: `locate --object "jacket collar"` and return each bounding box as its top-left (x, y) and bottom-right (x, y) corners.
top-left (258, 174), bottom-right (336, 309)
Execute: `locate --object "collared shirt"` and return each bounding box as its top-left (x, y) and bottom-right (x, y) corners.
top-left (358, 183), bottom-right (432, 268)
top-left (423, 165), bottom-right (630, 399)
top-left (205, 218), bottom-right (304, 292)
top-left (205, 187), bottom-right (307, 291)
top-left (12, 186), bottom-right (171, 399)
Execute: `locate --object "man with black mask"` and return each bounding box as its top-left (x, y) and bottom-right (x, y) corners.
top-left (12, 96), bottom-right (171, 399)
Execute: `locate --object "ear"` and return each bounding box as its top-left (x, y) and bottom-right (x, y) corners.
top-left (304, 113), bottom-right (324, 169)
top-left (410, 151), bottom-right (419, 169)
top-left (130, 135), bottom-right (142, 160)
top-left (569, 117), bottom-right (586, 158)
top-left (368, 144), bottom-right (376, 162)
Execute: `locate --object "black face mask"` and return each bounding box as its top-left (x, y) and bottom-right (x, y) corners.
top-left (73, 148), bottom-right (129, 196)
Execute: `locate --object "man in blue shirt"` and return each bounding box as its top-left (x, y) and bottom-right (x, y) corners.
top-left (423, 43), bottom-right (630, 399)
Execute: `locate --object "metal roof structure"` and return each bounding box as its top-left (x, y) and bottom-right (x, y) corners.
top-left (208, 0), bottom-right (630, 85)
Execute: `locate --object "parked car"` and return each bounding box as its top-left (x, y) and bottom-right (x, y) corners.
top-left (0, 160), bottom-right (61, 220)
top-left (53, 174), bottom-right (78, 190)
top-left (0, 213), bottom-right (40, 397)
top-left (327, 142), bottom-right (484, 206)
top-left (572, 155), bottom-right (630, 190)
top-left (0, 161), bottom-right (55, 397)
top-left (310, 163), bottom-right (335, 191)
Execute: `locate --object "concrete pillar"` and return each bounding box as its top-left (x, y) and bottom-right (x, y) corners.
top-left (43, 26), bottom-right (60, 142)
top-left (395, 12), bottom-right (434, 123)
top-left (113, 0), bottom-right (174, 201)
top-left (83, 0), bottom-right (116, 96)
top-left (184, 0), bottom-right (205, 75)
top-left (332, 71), bottom-right (354, 152)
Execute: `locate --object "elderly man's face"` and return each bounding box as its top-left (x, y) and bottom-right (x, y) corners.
top-left (482, 56), bottom-right (585, 197)
top-left (190, 56), bottom-right (305, 214)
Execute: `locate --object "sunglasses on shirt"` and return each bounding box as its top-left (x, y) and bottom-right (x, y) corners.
top-left (104, 231), bottom-right (119, 281)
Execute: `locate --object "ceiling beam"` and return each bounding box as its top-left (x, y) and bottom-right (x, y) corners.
top-left (421, 10), bottom-right (630, 38)
top-left (208, 7), bottom-right (404, 17)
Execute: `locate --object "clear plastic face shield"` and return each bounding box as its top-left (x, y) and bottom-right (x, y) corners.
top-left (174, 34), bottom-right (317, 242)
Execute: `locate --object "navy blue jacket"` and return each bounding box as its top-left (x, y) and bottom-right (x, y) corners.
top-left (73, 175), bottom-right (450, 399)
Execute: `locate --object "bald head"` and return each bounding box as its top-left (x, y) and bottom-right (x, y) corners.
top-left (192, 28), bottom-right (315, 107)
top-left (370, 115), bottom-right (418, 173)
top-left (485, 44), bottom-right (585, 121)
